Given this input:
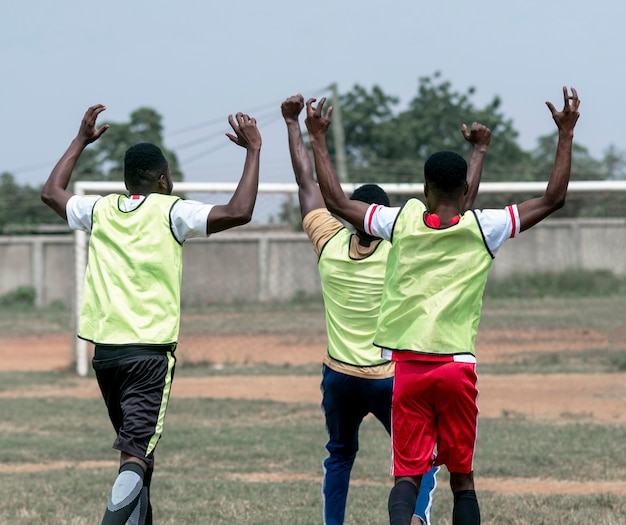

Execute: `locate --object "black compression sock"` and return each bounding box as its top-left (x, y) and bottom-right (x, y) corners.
top-left (101, 462), bottom-right (145, 525)
top-left (143, 467), bottom-right (153, 525)
top-left (388, 480), bottom-right (418, 525)
top-left (128, 466), bottom-right (153, 525)
top-left (452, 489), bottom-right (480, 525)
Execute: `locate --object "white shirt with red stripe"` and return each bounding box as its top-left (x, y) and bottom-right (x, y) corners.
top-left (363, 203), bottom-right (520, 255)
top-left (66, 194), bottom-right (213, 243)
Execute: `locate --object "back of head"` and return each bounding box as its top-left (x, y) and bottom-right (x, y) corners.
top-left (124, 143), bottom-right (169, 190)
top-left (424, 151), bottom-right (467, 196)
top-left (350, 183), bottom-right (390, 206)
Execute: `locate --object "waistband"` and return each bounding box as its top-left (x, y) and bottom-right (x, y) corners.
top-left (94, 343), bottom-right (177, 360)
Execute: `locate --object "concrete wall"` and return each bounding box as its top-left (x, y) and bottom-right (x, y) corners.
top-left (1, 218), bottom-right (625, 308)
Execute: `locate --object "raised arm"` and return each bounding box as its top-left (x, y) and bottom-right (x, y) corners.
top-left (461, 122), bottom-right (491, 211)
top-left (41, 104), bottom-right (109, 220)
top-left (517, 86), bottom-right (580, 232)
top-left (281, 94), bottom-right (325, 218)
top-left (206, 112), bottom-right (262, 234)
top-left (305, 97), bottom-right (369, 231)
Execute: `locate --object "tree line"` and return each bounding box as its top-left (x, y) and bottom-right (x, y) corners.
top-left (2, 73), bottom-right (625, 233)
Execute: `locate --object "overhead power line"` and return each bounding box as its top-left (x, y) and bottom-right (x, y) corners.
top-left (176, 87), bottom-right (332, 165)
top-left (182, 110), bottom-right (286, 165)
top-left (168, 86), bottom-right (331, 138)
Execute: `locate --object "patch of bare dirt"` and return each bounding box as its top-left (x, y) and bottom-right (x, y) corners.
top-left (0, 328), bottom-right (613, 371)
top-left (228, 472), bottom-right (626, 496)
top-left (1, 331), bottom-right (626, 495)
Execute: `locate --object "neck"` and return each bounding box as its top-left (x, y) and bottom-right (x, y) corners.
top-left (355, 230), bottom-right (377, 246)
top-left (427, 200), bottom-right (463, 222)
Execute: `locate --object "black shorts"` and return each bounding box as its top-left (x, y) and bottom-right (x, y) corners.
top-left (92, 345), bottom-right (177, 465)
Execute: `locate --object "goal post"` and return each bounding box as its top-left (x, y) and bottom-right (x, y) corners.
top-left (71, 180), bottom-right (626, 376)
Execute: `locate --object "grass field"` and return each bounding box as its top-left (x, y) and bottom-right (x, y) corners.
top-left (1, 292), bottom-right (626, 524)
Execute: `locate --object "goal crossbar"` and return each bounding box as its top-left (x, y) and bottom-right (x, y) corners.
top-left (71, 180), bottom-right (626, 376)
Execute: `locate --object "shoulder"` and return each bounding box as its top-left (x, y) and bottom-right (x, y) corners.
top-left (365, 203), bottom-right (405, 240)
top-left (170, 198), bottom-right (214, 241)
top-left (473, 205), bottom-right (520, 237)
top-left (66, 194), bottom-right (104, 232)
top-left (473, 205), bottom-right (520, 254)
top-left (170, 198), bottom-right (213, 219)
top-left (303, 208), bottom-right (344, 257)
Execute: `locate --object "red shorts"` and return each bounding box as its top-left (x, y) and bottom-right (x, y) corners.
top-left (391, 359), bottom-right (479, 476)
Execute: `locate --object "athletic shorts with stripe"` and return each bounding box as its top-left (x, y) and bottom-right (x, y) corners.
top-left (92, 345), bottom-right (177, 465)
top-left (391, 360), bottom-right (479, 476)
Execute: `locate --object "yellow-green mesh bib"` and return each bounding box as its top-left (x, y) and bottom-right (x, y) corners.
top-left (79, 193), bottom-right (183, 345)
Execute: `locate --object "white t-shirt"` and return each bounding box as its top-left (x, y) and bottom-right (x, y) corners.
top-left (363, 203), bottom-right (521, 255)
top-left (66, 194), bottom-right (214, 243)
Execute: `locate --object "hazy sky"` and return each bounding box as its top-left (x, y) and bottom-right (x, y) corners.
top-left (1, 0), bottom-right (622, 187)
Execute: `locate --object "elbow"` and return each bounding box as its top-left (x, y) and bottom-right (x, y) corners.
top-left (237, 212), bottom-right (253, 226)
top-left (41, 186), bottom-right (53, 207)
top-left (231, 208), bottom-right (254, 227)
top-left (549, 195), bottom-right (566, 212)
top-left (323, 194), bottom-right (344, 216)
top-left (554, 197), bottom-right (566, 211)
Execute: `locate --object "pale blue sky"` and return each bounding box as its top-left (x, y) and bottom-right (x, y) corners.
top-left (0, 0), bottom-right (622, 186)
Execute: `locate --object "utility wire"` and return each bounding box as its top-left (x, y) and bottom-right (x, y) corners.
top-left (182, 110), bottom-right (286, 165)
top-left (171, 104), bottom-right (283, 151)
top-left (177, 88), bottom-right (333, 165)
top-left (168, 86), bottom-right (331, 138)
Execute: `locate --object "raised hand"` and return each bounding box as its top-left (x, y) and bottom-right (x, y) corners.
top-left (546, 86), bottom-right (580, 133)
top-left (226, 112), bottom-right (262, 150)
top-left (462, 122), bottom-right (491, 149)
top-left (462, 121), bottom-right (491, 210)
top-left (281, 94), bottom-right (305, 122)
top-left (304, 97), bottom-right (333, 140)
top-left (77, 104), bottom-right (109, 145)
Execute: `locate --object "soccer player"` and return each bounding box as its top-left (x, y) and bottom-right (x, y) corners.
top-left (304, 87), bottom-right (580, 525)
top-left (281, 93), bottom-right (490, 525)
top-left (41, 104), bottom-right (261, 525)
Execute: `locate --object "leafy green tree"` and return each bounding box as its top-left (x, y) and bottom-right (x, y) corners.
top-left (326, 72), bottom-right (532, 186)
top-left (316, 73), bottom-right (620, 217)
top-left (0, 172), bottom-right (65, 232)
top-left (75, 107), bottom-right (183, 182)
top-left (602, 145), bottom-right (626, 180)
top-left (516, 132), bottom-right (625, 217)
top-left (0, 107), bottom-right (185, 233)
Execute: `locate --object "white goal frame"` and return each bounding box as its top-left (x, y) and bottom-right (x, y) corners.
top-left (71, 180), bottom-right (626, 376)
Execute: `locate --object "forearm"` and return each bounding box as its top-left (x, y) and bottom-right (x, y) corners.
top-left (544, 130), bottom-right (574, 206)
top-left (206, 147), bottom-right (260, 234)
top-left (309, 135), bottom-right (369, 229)
top-left (464, 145), bottom-right (487, 210)
top-left (286, 121), bottom-right (325, 217)
top-left (309, 135), bottom-right (345, 212)
top-left (41, 138), bottom-right (86, 219)
top-left (518, 130), bottom-right (573, 232)
top-left (286, 120), bottom-right (314, 185)
top-left (228, 147), bottom-right (261, 218)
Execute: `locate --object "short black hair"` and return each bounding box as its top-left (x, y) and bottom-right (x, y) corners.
top-left (349, 183), bottom-right (390, 206)
top-left (124, 143), bottom-right (169, 188)
top-left (424, 151), bottom-right (467, 194)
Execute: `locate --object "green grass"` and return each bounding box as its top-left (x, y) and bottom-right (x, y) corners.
top-left (2, 291), bottom-right (626, 523)
top-left (1, 394), bottom-right (626, 524)
top-left (480, 295), bottom-right (626, 332)
top-left (485, 270), bottom-right (626, 299)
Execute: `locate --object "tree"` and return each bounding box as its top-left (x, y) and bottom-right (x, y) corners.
top-left (75, 107), bottom-right (183, 182)
top-left (325, 72), bottom-right (532, 186)
top-left (0, 107), bottom-right (185, 233)
top-left (0, 172), bottom-right (65, 232)
top-left (312, 73), bottom-right (622, 217)
top-left (602, 145), bottom-right (626, 181)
